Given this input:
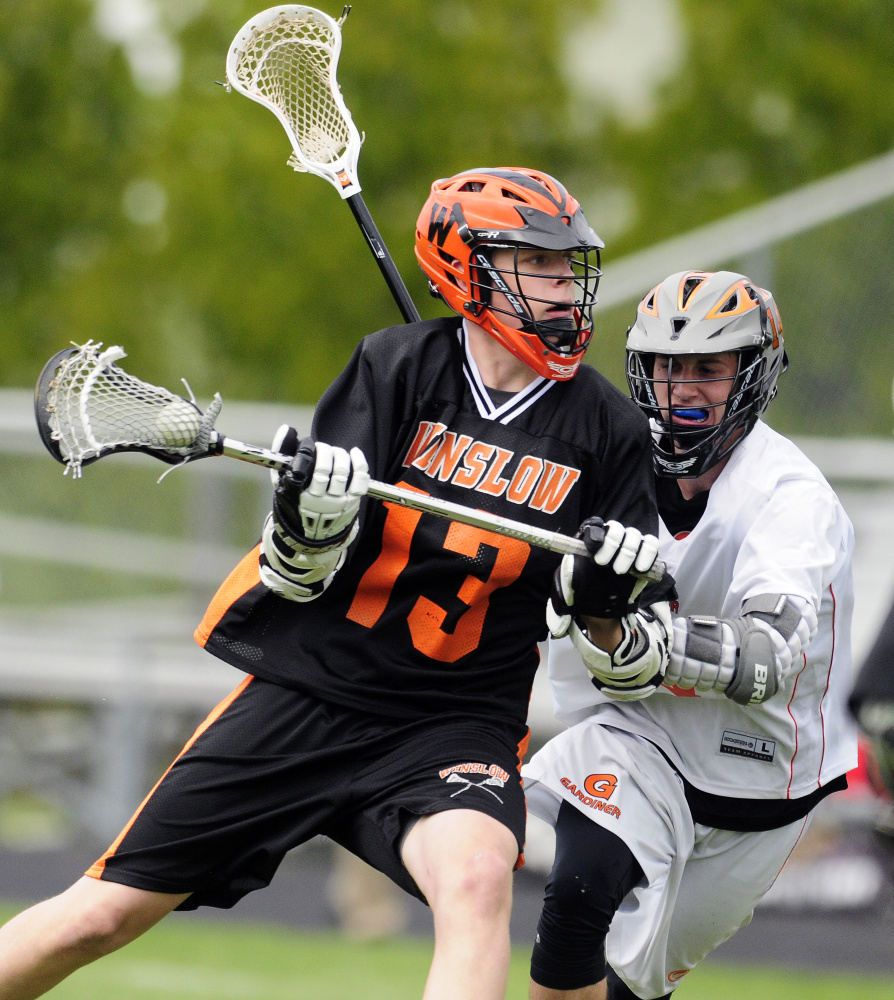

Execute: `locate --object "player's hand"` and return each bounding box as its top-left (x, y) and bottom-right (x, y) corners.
top-left (585, 517), bottom-right (660, 577)
top-left (273, 433), bottom-right (369, 547)
top-left (587, 600), bottom-right (673, 700)
top-left (552, 516), bottom-right (661, 621)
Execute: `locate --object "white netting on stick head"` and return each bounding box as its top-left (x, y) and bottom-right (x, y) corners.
top-left (227, 7), bottom-right (361, 193)
top-left (43, 342), bottom-right (221, 476)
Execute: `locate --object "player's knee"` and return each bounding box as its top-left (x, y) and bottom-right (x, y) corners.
top-left (448, 846), bottom-right (513, 919)
top-left (53, 881), bottom-right (169, 959)
top-left (606, 965), bottom-right (670, 1000)
top-left (51, 900), bottom-right (133, 961)
top-left (530, 803), bottom-right (645, 992)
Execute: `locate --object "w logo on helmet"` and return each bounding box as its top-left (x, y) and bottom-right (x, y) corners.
top-left (427, 202), bottom-right (460, 247)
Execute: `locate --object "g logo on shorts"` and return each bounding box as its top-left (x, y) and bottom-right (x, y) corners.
top-left (584, 773), bottom-right (618, 799)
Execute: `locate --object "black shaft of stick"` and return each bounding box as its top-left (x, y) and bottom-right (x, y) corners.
top-left (346, 193), bottom-right (421, 324)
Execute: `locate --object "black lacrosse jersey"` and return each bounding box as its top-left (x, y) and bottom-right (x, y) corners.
top-left (850, 593), bottom-right (894, 716)
top-left (196, 317), bottom-right (656, 725)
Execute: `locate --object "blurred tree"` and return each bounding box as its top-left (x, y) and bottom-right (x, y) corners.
top-left (1, 0), bottom-right (893, 434)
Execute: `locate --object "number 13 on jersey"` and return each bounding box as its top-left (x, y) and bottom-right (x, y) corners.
top-left (347, 486), bottom-right (531, 663)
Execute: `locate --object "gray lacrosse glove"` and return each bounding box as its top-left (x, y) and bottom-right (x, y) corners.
top-left (664, 594), bottom-right (817, 704)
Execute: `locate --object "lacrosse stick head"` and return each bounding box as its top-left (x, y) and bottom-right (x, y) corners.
top-left (35, 342), bottom-right (222, 478)
top-left (226, 5), bottom-right (362, 198)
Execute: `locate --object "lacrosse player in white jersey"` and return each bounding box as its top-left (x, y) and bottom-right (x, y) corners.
top-left (524, 270), bottom-right (858, 1000)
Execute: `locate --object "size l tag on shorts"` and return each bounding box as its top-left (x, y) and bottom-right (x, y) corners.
top-left (719, 729), bottom-right (777, 763)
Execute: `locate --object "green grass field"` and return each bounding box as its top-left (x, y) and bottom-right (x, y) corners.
top-left (0, 905), bottom-right (888, 1000)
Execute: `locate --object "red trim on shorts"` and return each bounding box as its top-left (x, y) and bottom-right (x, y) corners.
top-left (86, 675), bottom-right (254, 879)
top-left (767, 814), bottom-right (811, 891)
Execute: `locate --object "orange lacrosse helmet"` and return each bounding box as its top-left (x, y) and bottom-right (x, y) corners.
top-left (414, 168), bottom-right (603, 380)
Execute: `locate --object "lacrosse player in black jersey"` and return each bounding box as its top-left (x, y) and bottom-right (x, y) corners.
top-left (0, 168), bottom-right (672, 1000)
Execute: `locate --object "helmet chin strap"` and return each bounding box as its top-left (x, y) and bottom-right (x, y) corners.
top-left (521, 315), bottom-right (579, 351)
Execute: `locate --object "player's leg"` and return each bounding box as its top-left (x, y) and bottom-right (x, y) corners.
top-left (0, 677), bottom-right (357, 1000)
top-left (524, 724), bottom-right (694, 1000)
top-left (401, 807), bottom-right (519, 1000)
top-left (528, 801), bottom-right (645, 1000)
top-left (0, 877), bottom-right (188, 1000)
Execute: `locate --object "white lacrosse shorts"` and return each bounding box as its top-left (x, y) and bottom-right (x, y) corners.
top-left (523, 721), bottom-right (811, 998)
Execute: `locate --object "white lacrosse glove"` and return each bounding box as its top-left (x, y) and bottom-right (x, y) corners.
top-left (274, 436), bottom-right (369, 545)
top-left (260, 429), bottom-right (369, 602)
top-left (548, 601), bottom-right (674, 702)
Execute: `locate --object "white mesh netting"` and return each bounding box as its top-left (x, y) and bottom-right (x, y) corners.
top-left (43, 343), bottom-right (209, 476)
top-left (233, 12), bottom-right (352, 168)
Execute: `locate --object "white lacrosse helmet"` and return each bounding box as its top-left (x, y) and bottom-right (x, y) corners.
top-left (626, 270), bottom-right (787, 478)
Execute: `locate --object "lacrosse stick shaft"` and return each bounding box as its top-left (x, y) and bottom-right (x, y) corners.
top-left (347, 194), bottom-right (420, 323)
top-left (215, 435), bottom-right (664, 580)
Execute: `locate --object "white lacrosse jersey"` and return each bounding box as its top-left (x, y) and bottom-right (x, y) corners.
top-left (548, 420), bottom-right (858, 801)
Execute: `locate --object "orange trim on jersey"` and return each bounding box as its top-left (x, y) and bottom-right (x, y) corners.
top-left (86, 675), bottom-right (254, 880)
top-left (194, 544), bottom-right (262, 648)
top-left (516, 728), bottom-right (531, 773)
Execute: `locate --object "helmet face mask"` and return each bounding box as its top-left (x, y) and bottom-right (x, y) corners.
top-left (626, 270), bottom-right (787, 478)
top-left (415, 168), bottom-right (603, 381)
top-left (471, 244), bottom-right (594, 349)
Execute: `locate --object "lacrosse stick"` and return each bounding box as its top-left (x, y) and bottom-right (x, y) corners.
top-left (34, 342), bottom-right (665, 581)
top-left (225, 5), bottom-right (421, 324)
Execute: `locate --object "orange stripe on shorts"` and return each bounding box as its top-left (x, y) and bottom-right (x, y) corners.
top-left (86, 675), bottom-right (254, 880)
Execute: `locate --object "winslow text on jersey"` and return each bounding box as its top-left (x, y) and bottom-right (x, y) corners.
top-left (403, 421), bottom-right (580, 515)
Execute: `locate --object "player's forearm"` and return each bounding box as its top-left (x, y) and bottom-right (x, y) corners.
top-left (579, 616), bottom-right (623, 654)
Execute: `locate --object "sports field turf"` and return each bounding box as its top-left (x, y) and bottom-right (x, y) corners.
top-left (1, 905), bottom-right (887, 1000)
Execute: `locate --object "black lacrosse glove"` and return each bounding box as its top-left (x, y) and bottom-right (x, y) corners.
top-left (550, 516), bottom-right (662, 620)
top-left (272, 435), bottom-right (321, 543)
top-left (272, 433), bottom-right (370, 552)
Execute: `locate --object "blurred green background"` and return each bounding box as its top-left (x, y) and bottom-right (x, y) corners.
top-left (3, 0), bottom-right (894, 433)
top-left (1, 3), bottom-right (893, 981)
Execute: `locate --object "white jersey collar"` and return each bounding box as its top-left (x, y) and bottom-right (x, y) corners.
top-left (459, 321), bottom-right (554, 424)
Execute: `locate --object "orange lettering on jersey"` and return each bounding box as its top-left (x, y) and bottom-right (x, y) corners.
top-left (506, 456), bottom-right (544, 505)
top-left (403, 420), bottom-right (580, 514)
top-left (584, 773), bottom-right (618, 799)
top-left (347, 486), bottom-right (426, 628)
top-left (407, 522), bottom-right (529, 662)
top-left (529, 462), bottom-right (581, 514)
top-left (477, 447), bottom-right (513, 496)
top-left (453, 441), bottom-right (496, 489)
top-left (425, 432), bottom-right (473, 482)
top-left (403, 421), bottom-right (447, 468)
